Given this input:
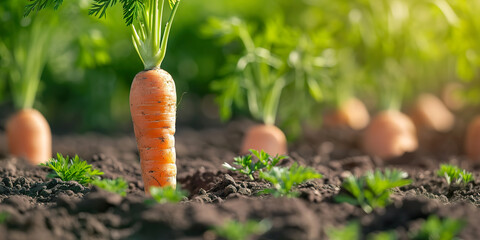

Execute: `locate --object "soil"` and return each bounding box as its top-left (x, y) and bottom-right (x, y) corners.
top-left (1, 120), bottom-right (480, 240)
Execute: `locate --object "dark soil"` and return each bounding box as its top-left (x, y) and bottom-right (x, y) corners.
top-left (1, 120), bottom-right (480, 240)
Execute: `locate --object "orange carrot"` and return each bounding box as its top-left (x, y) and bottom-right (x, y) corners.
top-left (441, 82), bottom-right (465, 111)
top-left (323, 97), bottom-right (370, 130)
top-left (241, 124), bottom-right (287, 156)
top-left (409, 93), bottom-right (455, 133)
top-left (130, 69), bottom-right (177, 192)
top-left (362, 110), bottom-right (418, 159)
top-left (465, 116), bottom-right (480, 162)
top-left (6, 108), bottom-right (51, 164)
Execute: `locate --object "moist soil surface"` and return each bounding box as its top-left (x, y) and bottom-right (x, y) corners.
top-left (1, 120), bottom-right (480, 240)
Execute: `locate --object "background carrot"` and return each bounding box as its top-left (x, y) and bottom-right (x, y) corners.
top-left (323, 97), bottom-right (370, 130)
top-left (363, 110), bottom-right (418, 159)
top-left (465, 116), bottom-right (480, 162)
top-left (7, 109), bottom-right (51, 164)
top-left (130, 69), bottom-right (177, 189)
top-left (241, 124), bottom-right (287, 156)
top-left (409, 93), bottom-right (455, 133)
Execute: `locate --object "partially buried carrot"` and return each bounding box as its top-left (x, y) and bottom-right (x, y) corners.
top-left (465, 116), bottom-right (480, 162)
top-left (323, 97), bottom-right (370, 130)
top-left (362, 110), bottom-right (418, 159)
top-left (130, 69), bottom-right (177, 189)
top-left (7, 108), bottom-right (51, 164)
top-left (241, 124), bottom-right (287, 156)
top-left (409, 93), bottom-right (454, 133)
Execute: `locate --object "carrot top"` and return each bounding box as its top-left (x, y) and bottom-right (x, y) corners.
top-left (25, 0), bottom-right (181, 70)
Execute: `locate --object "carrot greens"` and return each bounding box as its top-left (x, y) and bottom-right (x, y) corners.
top-left (212, 219), bottom-right (271, 240)
top-left (437, 164), bottom-right (474, 186)
top-left (92, 178), bottom-right (128, 196)
top-left (223, 149), bottom-right (286, 180)
top-left (259, 163), bottom-right (322, 197)
top-left (40, 153), bottom-right (104, 186)
top-left (25, 0), bottom-right (181, 70)
top-left (335, 169), bottom-right (412, 213)
top-left (146, 186), bottom-right (188, 204)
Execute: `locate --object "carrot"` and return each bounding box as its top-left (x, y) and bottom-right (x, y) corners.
top-left (6, 108), bottom-right (51, 164)
top-left (24, 0), bottom-right (182, 194)
top-left (241, 124), bottom-right (287, 156)
top-left (441, 82), bottom-right (465, 111)
top-left (130, 69), bottom-right (177, 190)
top-left (409, 93), bottom-right (455, 133)
top-left (362, 110), bottom-right (418, 159)
top-left (323, 97), bottom-right (370, 130)
top-left (465, 116), bottom-right (480, 162)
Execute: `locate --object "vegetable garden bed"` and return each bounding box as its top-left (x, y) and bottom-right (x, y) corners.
top-left (0, 120), bottom-right (480, 239)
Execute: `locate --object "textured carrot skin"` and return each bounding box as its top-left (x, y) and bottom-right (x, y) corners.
top-left (7, 108), bottom-right (52, 164)
top-left (130, 69), bottom-right (177, 193)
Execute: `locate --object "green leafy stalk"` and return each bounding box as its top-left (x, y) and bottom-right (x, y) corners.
top-left (40, 153), bottom-right (104, 185)
top-left (223, 149), bottom-right (286, 180)
top-left (131, 0), bottom-right (180, 69)
top-left (335, 169), bottom-right (412, 213)
top-left (259, 163), bottom-right (322, 197)
top-left (91, 178), bottom-right (128, 196)
top-left (146, 186), bottom-right (188, 204)
top-left (437, 164), bottom-right (474, 186)
top-left (212, 219), bottom-right (271, 240)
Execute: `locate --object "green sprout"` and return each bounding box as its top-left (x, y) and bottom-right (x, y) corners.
top-left (326, 222), bottom-right (360, 240)
top-left (212, 219), bottom-right (271, 240)
top-left (0, 211), bottom-right (9, 224)
top-left (437, 164), bottom-right (474, 186)
top-left (258, 163), bottom-right (322, 197)
top-left (40, 153), bottom-right (104, 186)
top-left (410, 215), bottom-right (465, 240)
top-left (223, 149), bottom-right (286, 180)
top-left (146, 186), bottom-right (188, 204)
top-left (335, 169), bottom-right (412, 213)
top-left (91, 178), bottom-right (128, 196)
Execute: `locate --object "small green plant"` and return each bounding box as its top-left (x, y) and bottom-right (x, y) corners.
top-left (326, 222), bottom-right (360, 240)
top-left (91, 178), bottom-right (128, 196)
top-left (40, 153), bottom-right (104, 186)
top-left (223, 149), bottom-right (286, 180)
top-left (0, 211), bottom-right (9, 224)
top-left (437, 164), bottom-right (474, 186)
top-left (258, 163), bottom-right (322, 197)
top-left (410, 215), bottom-right (465, 240)
top-left (212, 219), bottom-right (271, 240)
top-left (146, 186), bottom-right (188, 204)
top-left (335, 169), bottom-right (412, 213)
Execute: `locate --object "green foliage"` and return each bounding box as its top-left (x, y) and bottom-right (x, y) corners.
top-left (212, 219), bottom-right (271, 240)
top-left (410, 215), bottom-right (465, 240)
top-left (0, 212), bottom-right (9, 224)
top-left (326, 222), bottom-right (360, 240)
top-left (223, 149), bottom-right (286, 180)
top-left (91, 178), bottom-right (128, 196)
top-left (24, 0), bottom-right (64, 16)
top-left (335, 169), bottom-right (412, 213)
top-left (40, 153), bottom-right (104, 186)
top-left (258, 163), bottom-right (322, 197)
top-left (437, 164), bottom-right (474, 186)
top-left (147, 186), bottom-right (188, 204)
top-left (89, 0), bottom-right (145, 26)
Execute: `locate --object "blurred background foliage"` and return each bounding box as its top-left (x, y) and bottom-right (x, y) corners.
top-left (0, 0), bottom-right (479, 134)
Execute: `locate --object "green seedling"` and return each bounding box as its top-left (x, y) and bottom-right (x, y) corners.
top-left (212, 219), bottom-right (271, 240)
top-left (146, 186), bottom-right (188, 204)
top-left (223, 149), bottom-right (286, 180)
top-left (335, 169), bottom-right (412, 213)
top-left (410, 215), bottom-right (465, 240)
top-left (258, 163), bottom-right (322, 197)
top-left (437, 164), bottom-right (474, 186)
top-left (326, 222), bottom-right (360, 240)
top-left (91, 178), bottom-right (128, 196)
top-left (0, 211), bottom-right (9, 224)
top-left (40, 153), bottom-right (104, 186)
